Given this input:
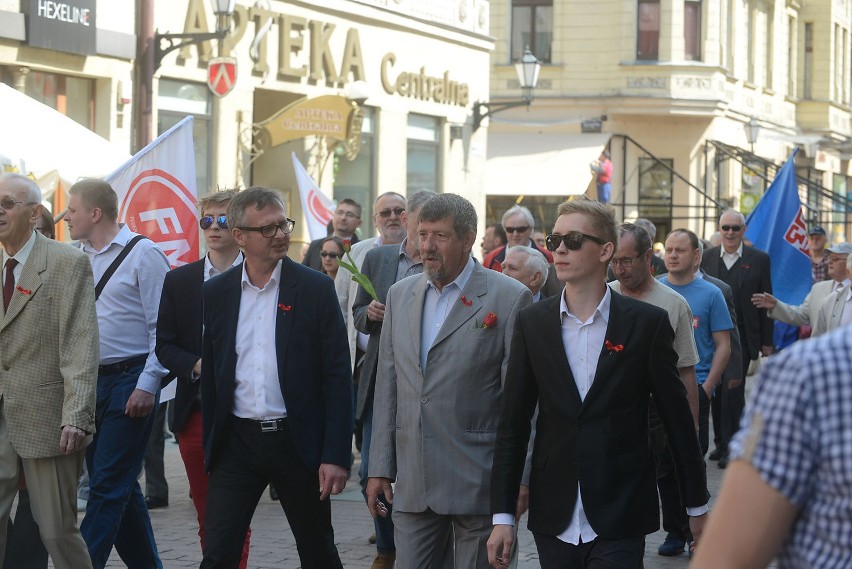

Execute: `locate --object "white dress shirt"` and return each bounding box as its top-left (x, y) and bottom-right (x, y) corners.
top-left (720, 242), bottom-right (743, 270)
top-left (2, 230), bottom-right (37, 286)
top-left (82, 225), bottom-right (170, 394)
top-left (420, 257), bottom-right (475, 372)
top-left (840, 288), bottom-right (852, 328)
top-left (232, 259), bottom-right (287, 419)
top-left (203, 251), bottom-right (243, 282)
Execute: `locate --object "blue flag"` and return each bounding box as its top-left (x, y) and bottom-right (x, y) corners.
top-left (745, 149), bottom-right (811, 349)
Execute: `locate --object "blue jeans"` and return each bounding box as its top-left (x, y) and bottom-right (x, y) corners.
top-left (80, 365), bottom-right (162, 569)
top-left (597, 182), bottom-right (611, 204)
top-left (359, 406), bottom-right (395, 555)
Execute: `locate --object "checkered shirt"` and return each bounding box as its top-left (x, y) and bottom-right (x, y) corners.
top-left (730, 325), bottom-right (852, 568)
top-left (812, 255), bottom-right (830, 283)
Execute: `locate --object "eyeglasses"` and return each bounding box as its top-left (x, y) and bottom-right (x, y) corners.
top-left (320, 251), bottom-right (340, 259)
top-left (376, 207), bottom-right (405, 218)
top-left (335, 210), bottom-right (360, 219)
top-left (505, 226), bottom-right (530, 234)
top-left (610, 251), bottom-right (647, 268)
top-left (199, 215), bottom-right (228, 230)
top-left (0, 197), bottom-right (38, 211)
top-left (545, 232), bottom-right (607, 252)
top-left (720, 225), bottom-right (743, 232)
top-left (236, 218), bottom-right (296, 238)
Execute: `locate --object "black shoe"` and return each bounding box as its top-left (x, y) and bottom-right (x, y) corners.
top-left (657, 535), bottom-right (686, 556)
top-left (145, 497), bottom-right (168, 510)
top-left (269, 485), bottom-right (279, 501)
top-left (718, 453), bottom-right (730, 469)
top-left (708, 447), bottom-right (724, 461)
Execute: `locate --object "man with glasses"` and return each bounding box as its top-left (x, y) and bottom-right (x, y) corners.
top-left (488, 199), bottom-right (708, 569)
top-left (483, 205), bottom-right (552, 271)
top-left (64, 178), bottom-right (170, 568)
top-left (814, 250), bottom-right (852, 335)
top-left (155, 189), bottom-right (251, 567)
top-left (303, 198), bottom-right (362, 271)
top-left (199, 187), bottom-right (352, 568)
top-left (701, 209), bottom-right (773, 468)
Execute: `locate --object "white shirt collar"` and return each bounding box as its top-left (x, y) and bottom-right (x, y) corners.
top-left (720, 242), bottom-right (743, 258)
top-left (240, 258), bottom-right (283, 292)
top-left (426, 256), bottom-right (475, 293)
top-left (560, 285), bottom-right (612, 325)
top-left (204, 251), bottom-right (243, 280)
top-left (82, 224), bottom-right (133, 254)
top-left (2, 230), bottom-right (37, 268)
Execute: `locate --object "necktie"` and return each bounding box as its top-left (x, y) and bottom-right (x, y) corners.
top-left (3, 258), bottom-right (18, 312)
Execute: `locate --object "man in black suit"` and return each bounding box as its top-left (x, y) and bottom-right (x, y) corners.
top-left (700, 208), bottom-right (773, 467)
top-left (155, 189), bottom-right (251, 566)
top-left (488, 198), bottom-right (708, 569)
top-left (199, 187), bottom-right (353, 568)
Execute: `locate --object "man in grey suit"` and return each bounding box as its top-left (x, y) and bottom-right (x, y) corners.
top-left (366, 194), bottom-right (532, 568)
top-left (814, 252), bottom-right (852, 335)
top-left (353, 190), bottom-right (433, 568)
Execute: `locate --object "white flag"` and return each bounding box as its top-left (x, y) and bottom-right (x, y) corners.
top-left (292, 152), bottom-right (335, 241)
top-left (106, 117), bottom-right (199, 268)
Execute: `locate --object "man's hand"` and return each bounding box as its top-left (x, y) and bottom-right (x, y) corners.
top-left (193, 358), bottom-right (202, 377)
top-left (689, 512), bottom-right (708, 549)
top-left (366, 477), bottom-right (394, 518)
top-left (761, 345), bottom-right (775, 358)
top-left (366, 300), bottom-right (386, 322)
top-left (515, 484), bottom-right (530, 520)
top-left (125, 389), bottom-right (155, 417)
top-left (318, 463), bottom-right (348, 501)
top-left (702, 382), bottom-right (714, 398)
top-left (751, 292), bottom-right (777, 310)
top-left (487, 525), bottom-right (515, 569)
top-left (59, 425), bottom-right (86, 455)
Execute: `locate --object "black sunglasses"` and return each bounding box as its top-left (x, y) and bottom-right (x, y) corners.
top-left (504, 226), bottom-right (530, 234)
top-left (199, 215), bottom-right (228, 230)
top-left (320, 252), bottom-right (340, 259)
top-left (376, 207), bottom-right (405, 218)
top-left (545, 232), bottom-right (607, 252)
top-left (720, 225), bottom-right (743, 232)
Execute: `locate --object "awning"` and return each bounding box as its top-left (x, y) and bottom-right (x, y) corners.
top-left (485, 132), bottom-right (612, 196)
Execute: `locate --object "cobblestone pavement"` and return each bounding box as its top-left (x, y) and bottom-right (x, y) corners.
top-left (67, 439), bottom-right (731, 569)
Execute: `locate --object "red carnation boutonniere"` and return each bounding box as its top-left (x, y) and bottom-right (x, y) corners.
top-left (460, 295), bottom-right (473, 307)
top-left (479, 312), bottom-right (498, 329)
top-left (605, 340), bottom-right (624, 354)
top-left (741, 264), bottom-right (751, 270)
top-left (277, 303), bottom-right (292, 312)
top-left (16, 285), bottom-right (31, 295)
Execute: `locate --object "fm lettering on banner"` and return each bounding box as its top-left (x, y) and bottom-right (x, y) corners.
top-left (784, 208), bottom-right (810, 257)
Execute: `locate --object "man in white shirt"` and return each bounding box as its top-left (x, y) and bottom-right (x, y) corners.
top-left (64, 178), bottom-right (169, 569)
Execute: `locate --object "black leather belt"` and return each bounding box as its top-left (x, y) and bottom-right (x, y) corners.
top-left (98, 355), bottom-right (148, 376)
top-left (232, 416), bottom-right (288, 433)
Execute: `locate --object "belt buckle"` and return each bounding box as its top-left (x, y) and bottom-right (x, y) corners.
top-left (259, 419), bottom-right (278, 433)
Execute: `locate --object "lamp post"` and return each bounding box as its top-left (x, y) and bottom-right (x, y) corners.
top-left (745, 117), bottom-right (760, 153)
top-left (472, 47), bottom-right (541, 131)
top-left (153, 0), bottom-right (236, 72)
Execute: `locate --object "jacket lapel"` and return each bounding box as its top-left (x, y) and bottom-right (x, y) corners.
top-left (407, 276), bottom-right (428, 365)
top-left (538, 295), bottom-right (583, 408)
top-left (2, 234), bottom-right (46, 330)
top-left (220, 266), bottom-right (243, 390)
top-left (581, 292), bottom-right (633, 408)
top-left (430, 264), bottom-right (486, 349)
top-left (275, 259), bottom-right (297, 382)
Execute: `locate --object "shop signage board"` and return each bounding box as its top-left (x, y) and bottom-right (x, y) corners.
top-left (27, 0), bottom-right (96, 56)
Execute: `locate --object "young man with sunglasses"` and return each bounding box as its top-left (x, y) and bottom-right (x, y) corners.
top-left (199, 187), bottom-right (352, 568)
top-left (155, 189), bottom-right (250, 567)
top-left (488, 199), bottom-right (708, 569)
top-left (483, 205), bottom-right (553, 271)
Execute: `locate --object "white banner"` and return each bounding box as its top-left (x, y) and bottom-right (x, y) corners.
top-left (106, 117), bottom-right (199, 268)
top-left (292, 152), bottom-right (335, 241)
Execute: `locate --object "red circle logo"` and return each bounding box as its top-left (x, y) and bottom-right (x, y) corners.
top-left (307, 189), bottom-right (334, 226)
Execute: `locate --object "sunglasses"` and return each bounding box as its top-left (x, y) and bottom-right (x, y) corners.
top-left (504, 226), bottom-right (530, 234)
top-left (199, 215), bottom-right (228, 230)
top-left (0, 197), bottom-right (38, 211)
top-left (545, 232), bottom-right (607, 252)
top-left (376, 207), bottom-right (405, 218)
top-left (320, 252), bottom-right (340, 259)
top-left (236, 219), bottom-right (296, 238)
top-left (720, 225), bottom-right (743, 232)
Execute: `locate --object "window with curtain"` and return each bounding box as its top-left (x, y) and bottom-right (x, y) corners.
top-left (684, 1), bottom-right (702, 60)
top-left (637, 0), bottom-right (660, 60)
top-left (511, 0), bottom-right (553, 63)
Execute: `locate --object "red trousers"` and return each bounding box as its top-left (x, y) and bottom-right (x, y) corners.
top-left (179, 409), bottom-right (251, 568)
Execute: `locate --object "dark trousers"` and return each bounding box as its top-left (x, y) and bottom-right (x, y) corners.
top-left (4, 488), bottom-right (48, 569)
top-left (359, 404), bottom-right (395, 555)
top-left (533, 533), bottom-right (644, 569)
top-left (143, 402), bottom-right (169, 502)
top-left (200, 416), bottom-right (342, 569)
top-left (653, 388), bottom-right (709, 541)
top-left (711, 341), bottom-right (748, 455)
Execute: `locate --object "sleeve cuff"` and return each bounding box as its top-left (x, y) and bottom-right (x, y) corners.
top-left (135, 373), bottom-right (160, 394)
top-left (492, 513), bottom-right (515, 527)
top-left (686, 504), bottom-right (709, 517)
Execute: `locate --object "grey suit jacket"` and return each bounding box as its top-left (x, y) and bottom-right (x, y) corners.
top-left (352, 243), bottom-right (409, 421)
top-left (814, 284), bottom-right (850, 336)
top-left (768, 279), bottom-right (842, 327)
top-left (0, 233), bottom-right (98, 458)
top-left (368, 261), bottom-right (532, 515)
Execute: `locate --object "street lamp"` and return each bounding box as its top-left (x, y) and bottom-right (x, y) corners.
top-left (472, 47), bottom-right (541, 131)
top-left (154, 0), bottom-right (236, 72)
top-left (745, 117), bottom-right (760, 153)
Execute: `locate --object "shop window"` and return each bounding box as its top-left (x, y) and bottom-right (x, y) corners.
top-left (804, 23), bottom-right (813, 99)
top-left (684, 1), bottom-right (702, 61)
top-left (637, 0), bottom-right (660, 60)
top-left (333, 108), bottom-right (375, 220)
top-left (407, 114), bottom-right (441, 194)
top-left (638, 157), bottom-right (672, 219)
top-left (511, 0), bottom-right (553, 63)
top-left (2, 70), bottom-right (96, 130)
top-left (157, 80), bottom-right (212, 196)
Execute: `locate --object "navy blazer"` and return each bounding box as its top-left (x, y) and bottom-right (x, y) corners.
top-left (200, 257), bottom-right (353, 472)
top-left (155, 259), bottom-right (205, 434)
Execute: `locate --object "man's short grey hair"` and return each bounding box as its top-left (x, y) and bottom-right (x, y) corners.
top-left (417, 193), bottom-right (477, 238)
top-left (227, 187), bottom-right (286, 229)
top-left (373, 192), bottom-right (406, 208)
top-left (501, 205), bottom-right (534, 229)
top-left (1, 173), bottom-right (42, 204)
top-left (634, 218), bottom-right (657, 241)
top-left (507, 246), bottom-right (548, 279)
top-left (618, 223), bottom-right (652, 254)
top-left (407, 190), bottom-right (436, 215)
top-left (719, 209), bottom-right (746, 225)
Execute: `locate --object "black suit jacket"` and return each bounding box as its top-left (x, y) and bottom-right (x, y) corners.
top-left (200, 258), bottom-right (353, 472)
top-left (155, 259), bottom-right (205, 434)
top-left (701, 245), bottom-right (773, 358)
top-left (491, 292), bottom-right (707, 538)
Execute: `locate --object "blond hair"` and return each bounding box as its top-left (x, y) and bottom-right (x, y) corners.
top-left (556, 198), bottom-right (618, 245)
